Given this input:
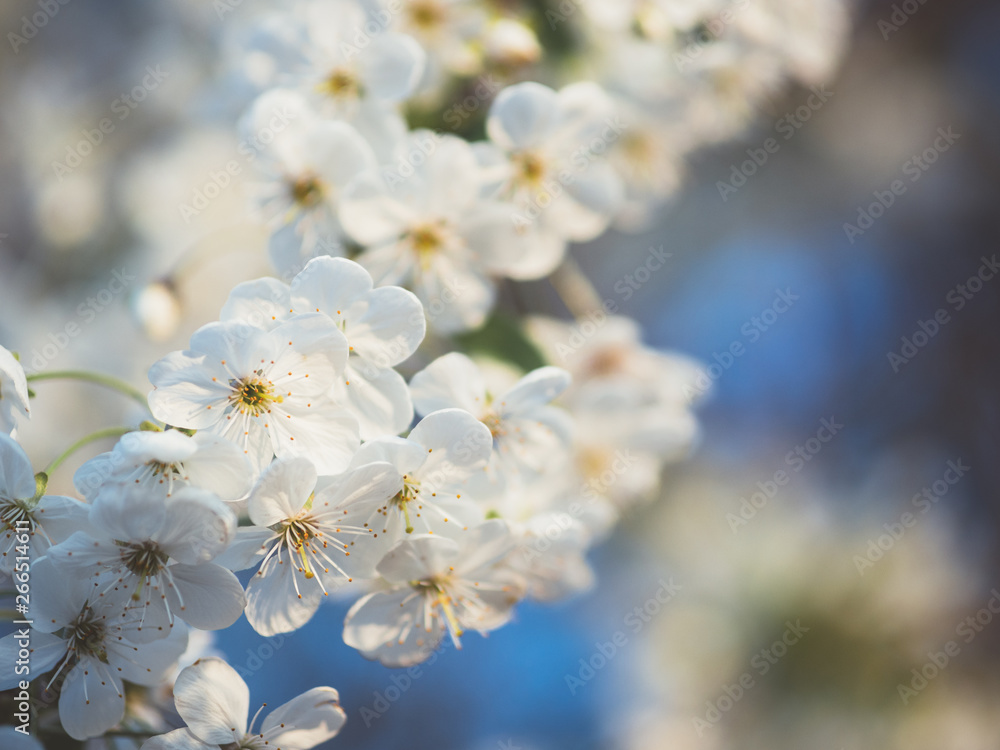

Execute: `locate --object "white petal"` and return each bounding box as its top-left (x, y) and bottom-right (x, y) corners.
top-left (183, 433), bottom-right (255, 503)
top-left (110, 621), bottom-right (188, 686)
top-left (340, 171), bottom-right (415, 245)
top-left (408, 408), bottom-right (493, 474)
top-left (376, 534), bottom-right (459, 583)
top-left (89, 483), bottom-right (166, 542)
top-left (30, 553), bottom-right (92, 631)
top-left (141, 728), bottom-right (214, 750)
top-left (213, 526), bottom-right (277, 572)
top-left (248, 457), bottom-right (317, 527)
top-left (335, 364), bottom-right (413, 440)
top-left (487, 81), bottom-right (558, 151)
top-left (359, 33), bottom-right (426, 102)
top-left (343, 588), bottom-right (444, 667)
top-left (348, 436), bottom-right (424, 476)
top-left (59, 658), bottom-right (125, 740)
top-left (0, 631), bottom-right (63, 690)
top-left (262, 687), bottom-right (346, 749)
top-left (268, 400), bottom-right (360, 475)
top-left (409, 353), bottom-right (487, 417)
top-left (156, 490), bottom-right (236, 565)
top-left (173, 658), bottom-right (249, 744)
top-left (348, 286), bottom-right (426, 367)
top-left (499, 366), bottom-right (571, 415)
top-left (219, 278), bottom-right (292, 331)
top-left (455, 518), bottom-right (515, 574)
top-left (167, 563), bottom-right (247, 631)
top-left (0, 434), bottom-right (36, 501)
top-left (244, 552), bottom-right (324, 637)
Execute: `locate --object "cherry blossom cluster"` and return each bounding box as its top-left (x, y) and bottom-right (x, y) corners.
top-left (0, 0), bottom-right (851, 746)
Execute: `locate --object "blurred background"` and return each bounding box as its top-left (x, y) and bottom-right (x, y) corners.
top-left (2, 0), bottom-right (999, 748)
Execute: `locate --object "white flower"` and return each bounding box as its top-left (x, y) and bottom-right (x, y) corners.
top-left (221, 257), bottom-right (426, 439)
top-left (141, 657), bottom-right (345, 750)
top-left (340, 131), bottom-right (529, 333)
top-left (296, 0), bottom-right (426, 117)
top-left (507, 512), bottom-right (595, 602)
top-left (148, 314), bottom-right (359, 474)
top-left (342, 519), bottom-right (522, 666)
top-left (409, 353), bottom-right (574, 480)
top-left (241, 88), bottom-right (377, 278)
top-left (0, 345), bottom-right (30, 436)
top-left (390, 0), bottom-right (486, 78)
top-left (47, 486), bottom-right (245, 640)
top-left (74, 430), bottom-right (253, 506)
top-left (0, 434), bottom-right (90, 575)
top-left (218, 457), bottom-right (401, 637)
top-left (478, 81), bottom-right (625, 278)
top-left (0, 557), bottom-right (188, 741)
top-left (343, 407), bottom-right (494, 569)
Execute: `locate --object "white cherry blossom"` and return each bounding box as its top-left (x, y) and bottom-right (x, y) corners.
top-left (217, 457), bottom-right (401, 636)
top-left (47, 486), bottom-right (245, 640)
top-left (0, 557), bottom-right (188, 741)
top-left (0, 434), bottom-right (90, 575)
top-left (147, 314), bottom-right (359, 474)
top-left (343, 519), bottom-right (522, 666)
top-left (477, 81), bottom-right (625, 278)
top-left (241, 88), bottom-right (377, 277)
top-left (73, 429), bottom-right (253, 506)
top-left (343, 407), bottom-right (494, 569)
top-left (221, 257), bottom-right (426, 439)
top-left (141, 657), bottom-right (345, 750)
top-left (410, 352), bottom-right (574, 480)
top-left (340, 131), bottom-right (529, 333)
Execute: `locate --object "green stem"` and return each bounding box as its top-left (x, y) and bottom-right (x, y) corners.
top-left (27, 370), bottom-right (149, 411)
top-left (41, 426), bottom-right (134, 481)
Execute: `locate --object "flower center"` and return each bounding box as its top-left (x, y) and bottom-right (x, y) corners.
top-left (480, 411), bottom-right (504, 439)
top-left (320, 67), bottom-right (360, 99)
top-left (406, 221), bottom-right (455, 270)
top-left (408, 0), bottom-right (447, 31)
top-left (67, 608), bottom-right (109, 662)
top-left (0, 499), bottom-right (34, 533)
top-left (392, 475), bottom-right (422, 533)
top-left (118, 540), bottom-right (169, 579)
top-left (280, 513), bottom-right (322, 579)
top-left (229, 374), bottom-right (282, 417)
top-left (512, 151), bottom-right (547, 187)
top-left (290, 174), bottom-right (325, 208)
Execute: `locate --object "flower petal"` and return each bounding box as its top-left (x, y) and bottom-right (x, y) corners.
top-left (173, 658), bottom-right (249, 744)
